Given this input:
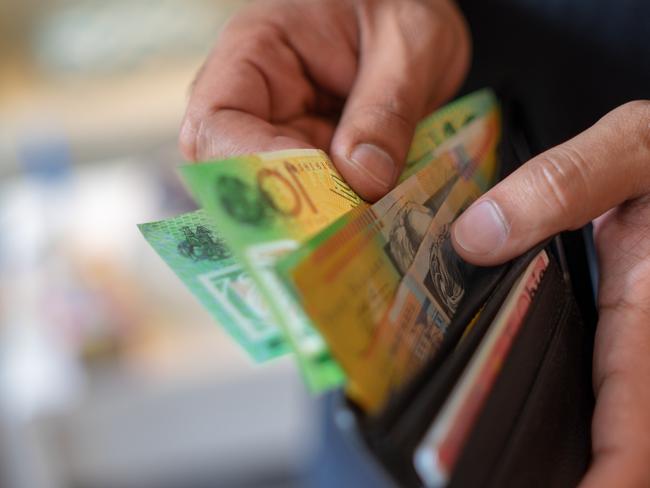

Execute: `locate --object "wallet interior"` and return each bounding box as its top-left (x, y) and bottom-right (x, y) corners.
top-left (341, 94), bottom-right (597, 487)
top-left (357, 241), bottom-right (593, 487)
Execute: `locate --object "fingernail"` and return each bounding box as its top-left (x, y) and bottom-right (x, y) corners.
top-left (348, 143), bottom-right (397, 189)
top-left (453, 199), bottom-right (509, 255)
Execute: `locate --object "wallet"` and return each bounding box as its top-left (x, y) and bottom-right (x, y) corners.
top-left (323, 94), bottom-right (598, 488)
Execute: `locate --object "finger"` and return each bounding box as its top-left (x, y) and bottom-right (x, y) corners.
top-left (330, 0), bottom-right (470, 201)
top-left (179, 1), bottom-right (357, 162)
top-left (451, 100), bottom-right (650, 265)
top-left (579, 199), bottom-right (650, 487)
top-left (179, 22), bottom-right (316, 160)
top-left (181, 109), bottom-right (337, 160)
top-left (579, 305), bottom-right (650, 488)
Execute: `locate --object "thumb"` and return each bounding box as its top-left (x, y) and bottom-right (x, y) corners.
top-left (330, 1), bottom-right (470, 202)
top-left (452, 100), bottom-right (650, 265)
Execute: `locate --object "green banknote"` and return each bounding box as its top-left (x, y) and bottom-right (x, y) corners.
top-left (402, 88), bottom-right (497, 181)
top-left (181, 149), bottom-right (359, 391)
top-left (138, 210), bottom-right (286, 361)
top-left (141, 89), bottom-right (499, 394)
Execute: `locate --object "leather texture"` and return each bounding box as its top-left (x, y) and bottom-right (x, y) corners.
top-left (448, 254), bottom-right (594, 487)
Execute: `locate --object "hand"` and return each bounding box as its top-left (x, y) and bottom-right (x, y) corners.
top-left (179, 0), bottom-right (470, 201)
top-left (452, 101), bottom-right (650, 487)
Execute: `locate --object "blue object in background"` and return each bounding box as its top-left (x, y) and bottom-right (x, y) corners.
top-left (17, 128), bottom-right (73, 182)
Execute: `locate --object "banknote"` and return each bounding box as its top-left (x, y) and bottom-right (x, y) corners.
top-left (402, 88), bottom-right (498, 181)
top-left (138, 210), bottom-right (286, 361)
top-left (180, 149), bottom-right (361, 391)
top-left (371, 118), bottom-right (501, 410)
top-left (375, 175), bottom-right (491, 400)
top-left (279, 107), bottom-right (501, 412)
top-left (414, 251), bottom-right (550, 487)
top-left (140, 89), bottom-right (499, 391)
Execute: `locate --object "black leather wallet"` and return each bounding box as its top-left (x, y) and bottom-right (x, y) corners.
top-left (329, 95), bottom-right (598, 488)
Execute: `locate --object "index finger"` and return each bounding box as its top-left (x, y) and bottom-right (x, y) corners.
top-left (178, 2), bottom-right (357, 161)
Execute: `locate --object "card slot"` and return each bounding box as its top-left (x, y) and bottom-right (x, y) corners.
top-left (479, 274), bottom-right (593, 487)
top-left (392, 243), bottom-right (549, 441)
top-left (447, 256), bottom-right (592, 487)
top-left (446, 257), bottom-right (565, 486)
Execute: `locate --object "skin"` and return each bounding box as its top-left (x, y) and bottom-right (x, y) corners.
top-left (180, 0), bottom-right (470, 201)
top-left (180, 1), bottom-right (650, 485)
top-left (452, 102), bottom-right (650, 487)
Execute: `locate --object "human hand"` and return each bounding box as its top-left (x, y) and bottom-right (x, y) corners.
top-left (179, 0), bottom-right (470, 201)
top-left (452, 101), bottom-right (650, 487)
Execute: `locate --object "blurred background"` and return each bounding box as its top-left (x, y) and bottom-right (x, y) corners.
top-left (0, 1), bottom-right (335, 487)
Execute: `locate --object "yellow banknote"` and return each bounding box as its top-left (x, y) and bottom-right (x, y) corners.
top-left (281, 108), bottom-right (501, 413)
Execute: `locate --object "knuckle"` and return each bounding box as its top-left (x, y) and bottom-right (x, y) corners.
top-left (407, 0), bottom-right (444, 24)
top-left (387, 0), bottom-right (468, 85)
top-left (618, 99), bottom-right (650, 119)
top-left (356, 93), bottom-right (415, 133)
top-left (361, 0), bottom-right (449, 46)
top-left (608, 100), bottom-right (650, 155)
top-left (181, 112), bottom-right (229, 162)
top-left (397, 1), bottom-right (446, 44)
top-left (220, 5), bottom-right (283, 58)
top-left (235, 27), bottom-right (277, 60)
top-left (627, 100), bottom-right (650, 154)
top-left (530, 145), bottom-right (592, 226)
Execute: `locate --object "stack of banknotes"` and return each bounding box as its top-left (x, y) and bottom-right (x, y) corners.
top-left (139, 89), bottom-right (501, 415)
